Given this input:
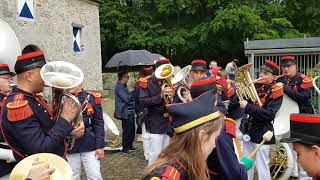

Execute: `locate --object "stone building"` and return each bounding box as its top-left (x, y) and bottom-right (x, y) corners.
top-left (0, 0), bottom-right (102, 90)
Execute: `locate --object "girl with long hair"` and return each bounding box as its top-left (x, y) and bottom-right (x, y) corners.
top-left (143, 90), bottom-right (224, 180)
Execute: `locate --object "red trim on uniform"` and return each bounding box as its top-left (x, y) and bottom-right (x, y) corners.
top-left (17, 51), bottom-right (44, 61)
top-left (227, 87), bottom-right (235, 99)
top-left (290, 114), bottom-right (320, 123)
top-left (281, 56), bottom-right (295, 61)
top-left (225, 118), bottom-right (236, 138)
top-left (0, 64), bottom-right (9, 68)
top-left (266, 60), bottom-right (280, 70)
top-left (176, 160), bottom-right (189, 173)
top-left (143, 66), bottom-right (153, 71)
top-left (156, 59), bottom-right (170, 63)
top-left (162, 166), bottom-right (181, 180)
top-left (191, 77), bottom-right (216, 87)
top-left (191, 59), bottom-right (206, 65)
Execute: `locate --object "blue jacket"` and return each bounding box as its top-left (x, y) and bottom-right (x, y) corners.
top-left (115, 81), bottom-right (134, 120)
top-left (0, 93), bottom-right (16, 177)
top-left (277, 73), bottom-right (314, 114)
top-left (138, 75), bottom-right (169, 134)
top-left (245, 82), bottom-right (283, 144)
top-left (1, 87), bottom-right (73, 174)
top-left (208, 129), bottom-right (247, 180)
top-left (68, 90), bottom-right (105, 154)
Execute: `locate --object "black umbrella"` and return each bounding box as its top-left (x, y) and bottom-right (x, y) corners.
top-left (105, 49), bottom-right (162, 68)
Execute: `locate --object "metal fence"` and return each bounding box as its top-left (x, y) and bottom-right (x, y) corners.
top-left (252, 53), bottom-right (320, 112)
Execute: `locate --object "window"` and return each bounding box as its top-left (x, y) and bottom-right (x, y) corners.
top-left (17, 0), bottom-right (34, 20)
top-left (73, 27), bottom-right (82, 53)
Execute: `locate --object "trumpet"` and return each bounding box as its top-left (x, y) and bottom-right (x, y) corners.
top-left (155, 64), bottom-right (175, 104)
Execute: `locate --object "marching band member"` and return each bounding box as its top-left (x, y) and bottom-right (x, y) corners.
top-left (277, 56), bottom-right (314, 114)
top-left (281, 114), bottom-right (320, 180)
top-left (277, 55), bottom-right (314, 179)
top-left (143, 90), bottom-right (224, 180)
top-left (0, 51), bottom-right (84, 175)
top-left (239, 60), bottom-right (283, 180)
top-left (133, 66), bottom-right (153, 160)
top-left (190, 59), bottom-right (207, 80)
top-left (138, 59), bottom-right (171, 165)
top-left (0, 64), bottom-right (16, 179)
top-left (190, 77), bottom-right (251, 180)
top-left (67, 83), bottom-right (105, 180)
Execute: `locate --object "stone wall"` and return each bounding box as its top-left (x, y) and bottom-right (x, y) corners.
top-left (0, 0), bottom-right (103, 90)
top-left (103, 71), bottom-right (140, 97)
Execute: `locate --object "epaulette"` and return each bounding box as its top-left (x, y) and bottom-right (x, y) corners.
top-left (270, 84), bottom-right (283, 99)
top-left (225, 117), bottom-right (236, 138)
top-left (6, 94), bottom-right (33, 122)
top-left (88, 91), bottom-right (102, 105)
top-left (162, 166), bottom-right (181, 180)
top-left (227, 87), bottom-right (235, 99)
top-left (138, 75), bottom-right (151, 89)
top-left (300, 74), bottom-right (313, 89)
top-left (86, 103), bottom-right (94, 116)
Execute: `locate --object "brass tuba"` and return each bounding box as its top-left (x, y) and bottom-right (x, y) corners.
top-left (235, 64), bottom-right (296, 180)
top-left (155, 64), bottom-right (175, 104)
top-left (40, 61), bottom-right (84, 150)
top-left (235, 64), bottom-right (262, 107)
top-left (171, 65), bottom-right (192, 103)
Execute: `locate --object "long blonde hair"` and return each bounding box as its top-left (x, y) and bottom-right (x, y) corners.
top-left (143, 117), bottom-right (224, 180)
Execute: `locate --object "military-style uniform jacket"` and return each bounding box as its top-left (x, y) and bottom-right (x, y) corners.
top-left (227, 85), bottom-right (245, 120)
top-left (0, 92), bottom-right (16, 177)
top-left (0, 87), bottom-right (73, 174)
top-left (277, 73), bottom-right (314, 114)
top-left (144, 160), bottom-right (189, 180)
top-left (244, 82), bottom-right (283, 144)
top-left (68, 90), bottom-right (105, 154)
top-left (138, 74), bottom-right (170, 134)
top-left (208, 118), bottom-right (247, 180)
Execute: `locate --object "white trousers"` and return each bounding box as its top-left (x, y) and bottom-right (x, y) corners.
top-left (142, 123), bottom-right (151, 161)
top-left (148, 133), bottom-right (170, 166)
top-left (67, 151), bottom-right (103, 180)
top-left (0, 175), bottom-right (9, 180)
top-left (243, 141), bottom-right (271, 180)
top-left (235, 118), bottom-right (244, 151)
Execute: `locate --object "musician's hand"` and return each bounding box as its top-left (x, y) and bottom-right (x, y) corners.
top-left (71, 121), bottom-right (85, 139)
top-left (163, 87), bottom-right (173, 95)
top-left (182, 91), bottom-right (192, 102)
top-left (95, 149), bottom-right (105, 160)
top-left (60, 99), bottom-right (78, 123)
top-left (27, 164), bottom-right (55, 180)
top-left (239, 100), bottom-right (248, 109)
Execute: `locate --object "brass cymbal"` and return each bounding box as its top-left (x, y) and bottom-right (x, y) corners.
top-left (10, 153), bottom-right (73, 180)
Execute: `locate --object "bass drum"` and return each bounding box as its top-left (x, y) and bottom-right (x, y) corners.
top-left (269, 94), bottom-right (299, 180)
top-left (0, 19), bottom-right (21, 69)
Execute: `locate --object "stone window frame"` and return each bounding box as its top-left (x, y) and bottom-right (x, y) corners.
top-left (72, 23), bottom-right (84, 54)
top-left (17, 0), bottom-right (36, 22)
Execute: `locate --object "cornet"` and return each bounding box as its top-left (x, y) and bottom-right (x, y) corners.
top-left (155, 64), bottom-right (175, 104)
top-left (40, 61), bottom-right (84, 150)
